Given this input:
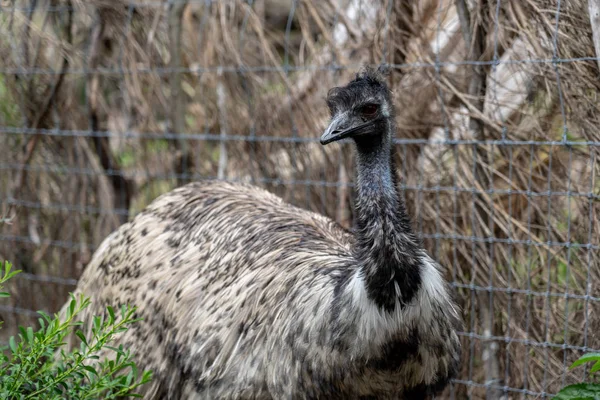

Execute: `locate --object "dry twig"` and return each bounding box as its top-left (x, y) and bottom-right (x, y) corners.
top-left (589, 0), bottom-right (600, 71)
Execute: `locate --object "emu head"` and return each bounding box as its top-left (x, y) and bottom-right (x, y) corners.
top-left (321, 66), bottom-right (394, 146)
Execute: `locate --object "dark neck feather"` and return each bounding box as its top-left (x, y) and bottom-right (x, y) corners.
top-left (353, 121), bottom-right (422, 312)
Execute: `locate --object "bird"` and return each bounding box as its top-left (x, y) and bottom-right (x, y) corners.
top-left (60, 66), bottom-right (462, 399)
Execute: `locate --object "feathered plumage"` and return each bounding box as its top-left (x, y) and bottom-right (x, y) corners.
top-left (60, 67), bottom-right (462, 399)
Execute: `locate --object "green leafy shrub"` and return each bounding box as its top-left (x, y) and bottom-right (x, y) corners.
top-left (555, 353), bottom-right (600, 400)
top-left (0, 261), bottom-right (152, 399)
top-left (0, 261), bottom-right (21, 332)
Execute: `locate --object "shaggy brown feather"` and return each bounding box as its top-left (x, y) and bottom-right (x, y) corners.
top-left (60, 69), bottom-right (462, 399)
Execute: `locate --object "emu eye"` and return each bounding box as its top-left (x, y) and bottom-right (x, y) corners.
top-left (359, 103), bottom-right (379, 117)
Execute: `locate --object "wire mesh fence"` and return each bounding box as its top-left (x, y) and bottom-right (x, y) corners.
top-left (0, 0), bottom-right (599, 398)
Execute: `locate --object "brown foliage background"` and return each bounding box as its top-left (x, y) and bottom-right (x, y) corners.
top-left (1, 0), bottom-right (599, 398)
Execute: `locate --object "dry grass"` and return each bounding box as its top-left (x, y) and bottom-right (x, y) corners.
top-left (1, 0), bottom-right (599, 398)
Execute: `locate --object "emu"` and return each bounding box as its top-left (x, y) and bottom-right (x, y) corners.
top-left (60, 67), bottom-right (462, 399)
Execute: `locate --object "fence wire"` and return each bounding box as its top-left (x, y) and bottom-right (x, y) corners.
top-left (0, 0), bottom-right (599, 398)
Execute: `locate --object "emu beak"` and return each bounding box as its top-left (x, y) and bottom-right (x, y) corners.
top-left (320, 114), bottom-right (373, 145)
top-left (320, 113), bottom-right (350, 145)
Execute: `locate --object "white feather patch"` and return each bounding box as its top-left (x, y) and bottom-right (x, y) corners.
top-left (347, 253), bottom-right (451, 346)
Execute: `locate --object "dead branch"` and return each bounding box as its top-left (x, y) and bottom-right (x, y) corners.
top-left (87, 10), bottom-right (131, 225)
top-left (455, 0), bottom-right (487, 142)
top-left (169, 0), bottom-right (192, 186)
top-left (22, 0), bottom-right (37, 70)
top-left (455, 0), bottom-right (503, 398)
top-left (9, 0), bottom-right (73, 229)
top-left (589, 0), bottom-right (600, 71)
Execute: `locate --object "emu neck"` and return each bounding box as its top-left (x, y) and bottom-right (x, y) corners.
top-left (353, 128), bottom-right (422, 312)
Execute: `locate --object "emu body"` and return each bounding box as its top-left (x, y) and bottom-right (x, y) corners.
top-left (61, 68), bottom-right (462, 399)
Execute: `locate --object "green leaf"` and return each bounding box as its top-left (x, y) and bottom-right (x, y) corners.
top-left (75, 330), bottom-right (88, 346)
top-left (142, 370), bottom-right (152, 382)
top-left (93, 316), bottom-right (101, 333)
top-left (69, 298), bottom-right (76, 317)
top-left (107, 306), bottom-right (115, 324)
top-left (0, 292), bottom-right (9, 298)
top-left (58, 380), bottom-right (69, 392)
top-left (126, 371), bottom-right (134, 386)
top-left (26, 326), bottom-right (34, 343)
top-left (571, 353), bottom-right (600, 370)
top-left (37, 310), bottom-right (51, 322)
top-left (8, 336), bottom-right (17, 353)
top-left (5, 270), bottom-right (21, 281)
top-left (105, 345), bottom-right (122, 354)
top-left (82, 365), bottom-right (98, 376)
top-left (554, 383), bottom-right (600, 400)
top-left (590, 361), bottom-right (600, 374)
top-left (1, 262), bottom-right (20, 281)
